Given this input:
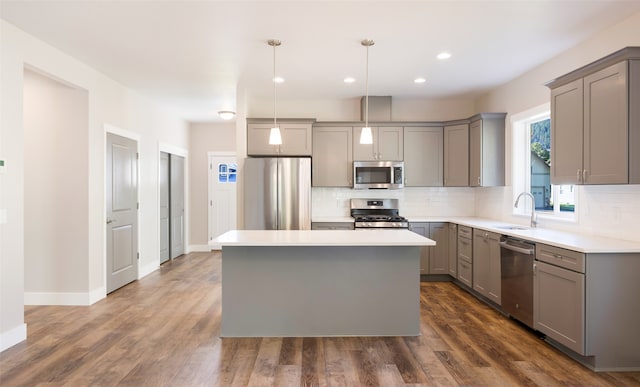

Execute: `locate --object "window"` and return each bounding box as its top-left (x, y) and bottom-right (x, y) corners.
top-left (512, 104), bottom-right (575, 219)
top-left (217, 163), bottom-right (237, 183)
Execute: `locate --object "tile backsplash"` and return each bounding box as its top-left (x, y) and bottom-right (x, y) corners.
top-left (314, 185), bottom-right (640, 243)
top-left (475, 185), bottom-right (640, 243)
top-left (312, 187), bottom-right (476, 218)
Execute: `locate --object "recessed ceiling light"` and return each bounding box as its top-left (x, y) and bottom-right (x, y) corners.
top-left (273, 77), bottom-right (284, 83)
top-left (344, 77), bottom-right (355, 83)
top-left (414, 78), bottom-right (426, 84)
top-left (437, 52), bottom-right (452, 60)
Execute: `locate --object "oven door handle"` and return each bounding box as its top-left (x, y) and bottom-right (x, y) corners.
top-left (499, 240), bottom-right (535, 255)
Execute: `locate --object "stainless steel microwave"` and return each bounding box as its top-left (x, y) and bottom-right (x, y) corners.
top-left (353, 161), bottom-right (404, 189)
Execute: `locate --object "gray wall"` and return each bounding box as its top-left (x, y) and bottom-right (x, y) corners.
top-left (189, 122), bottom-right (236, 247)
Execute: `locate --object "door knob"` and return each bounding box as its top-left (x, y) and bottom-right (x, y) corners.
top-left (106, 218), bottom-right (113, 224)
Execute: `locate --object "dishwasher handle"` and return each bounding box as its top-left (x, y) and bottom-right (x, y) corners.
top-left (499, 240), bottom-right (535, 255)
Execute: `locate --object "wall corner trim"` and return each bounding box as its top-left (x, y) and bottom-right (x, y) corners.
top-left (0, 323), bottom-right (27, 352)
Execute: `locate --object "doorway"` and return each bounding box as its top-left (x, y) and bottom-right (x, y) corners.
top-left (159, 152), bottom-right (186, 263)
top-left (208, 153), bottom-right (237, 249)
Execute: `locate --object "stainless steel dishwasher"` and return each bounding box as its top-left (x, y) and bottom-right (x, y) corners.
top-left (500, 236), bottom-right (535, 328)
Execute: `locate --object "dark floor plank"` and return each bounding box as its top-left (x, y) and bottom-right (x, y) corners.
top-left (2, 252), bottom-right (639, 387)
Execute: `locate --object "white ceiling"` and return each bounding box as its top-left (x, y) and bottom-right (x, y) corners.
top-left (2, 1), bottom-right (640, 122)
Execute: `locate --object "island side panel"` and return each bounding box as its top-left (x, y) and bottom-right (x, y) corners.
top-left (221, 245), bottom-right (420, 337)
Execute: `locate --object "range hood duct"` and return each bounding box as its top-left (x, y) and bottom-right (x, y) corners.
top-left (360, 96), bottom-right (392, 121)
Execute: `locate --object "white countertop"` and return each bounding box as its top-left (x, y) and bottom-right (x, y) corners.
top-left (408, 216), bottom-right (640, 253)
top-left (211, 229), bottom-right (435, 247)
top-left (311, 215), bottom-right (640, 253)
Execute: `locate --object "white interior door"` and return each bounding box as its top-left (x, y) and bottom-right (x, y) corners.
top-left (159, 152), bottom-right (170, 263)
top-left (209, 153), bottom-right (237, 249)
top-left (170, 154), bottom-right (185, 259)
top-left (106, 133), bottom-right (138, 293)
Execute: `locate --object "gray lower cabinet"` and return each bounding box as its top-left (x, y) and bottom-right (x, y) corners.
top-left (534, 244), bottom-right (585, 354)
top-left (457, 225), bottom-right (473, 287)
top-left (469, 114), bottom-right (506, 187)
top-left (534, 242), bottom-right (640, 370)
top-left (312, 126), bottom-right (353, 187)
top-left (247, 121), bottom-right (313, 156)
top-left (403, 126), bottom-right (443, 186)
top-left (534, 259), bottom-right (585, 354)
top-left (409, 222), bottom-right (448, 275)
top-left (444, 123), bottom-right (469, 186)
top-left (409, 223), bottom-right (430, 274)
top-left (428, 223), bottom-right (449, 274)
top-left (472, 229), bottom-right (501, 305)
top-left (448, 223), bottom-right (457, 276)
top-left (311, 222), bottom-right (355, 230)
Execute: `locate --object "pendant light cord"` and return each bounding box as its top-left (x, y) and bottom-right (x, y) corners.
top-left (273, 41), bottom-right (277, 128)
top-left (361, 39), bottom-right (374, 128)
top-left (365, 43), bottom-right (369, 128)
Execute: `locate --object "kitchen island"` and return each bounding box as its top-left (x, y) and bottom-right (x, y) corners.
top-left (211, 229), bottom-right (435, 337)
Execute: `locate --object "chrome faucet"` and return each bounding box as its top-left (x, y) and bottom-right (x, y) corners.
top-left (514, 192), bottom-right (537, 228)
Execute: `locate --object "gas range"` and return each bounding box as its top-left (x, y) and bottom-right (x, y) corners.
top-left (350, 198), bottom-right (409, 229)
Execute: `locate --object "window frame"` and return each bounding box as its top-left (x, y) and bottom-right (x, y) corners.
top-left (511, 103), bottom-right (577, 221)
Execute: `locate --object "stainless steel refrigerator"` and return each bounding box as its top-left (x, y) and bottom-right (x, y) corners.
top-left (243, 157), bottom-right (311, 230)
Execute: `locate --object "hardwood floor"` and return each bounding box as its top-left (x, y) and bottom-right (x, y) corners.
top-left (1, 251), bottom-right (639, 386)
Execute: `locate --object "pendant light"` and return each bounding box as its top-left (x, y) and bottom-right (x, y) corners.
top-left (268, 39), bottom-right (282, 145)
top-left (360, 39), bottom-right (375, 145)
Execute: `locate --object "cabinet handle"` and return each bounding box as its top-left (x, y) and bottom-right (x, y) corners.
top-left (577, 169), bottom-right (581, 182)
top-left (583, 169), bottom-right (588, 182)
top-left (477, 176), bottom-right (481, 185)
top-left (533, 263), bottom-right (537, 276)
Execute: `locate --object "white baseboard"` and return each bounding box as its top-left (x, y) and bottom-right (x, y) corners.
top-left (89, 286), bottom-right (106, 304)
top-left (24, 292), bottom-right (91, 306)
top-left (138, 261), bottom-right (159, 279)
top-left (188, 244), bottom-right (213, 252)
top-left (1, 323), bottom-right (27, 352)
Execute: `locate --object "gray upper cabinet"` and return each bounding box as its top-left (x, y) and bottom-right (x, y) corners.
top-left (550, 79), bottom-right (584, 184)
top-left (469, 114), bottom-right (506, 187)
top-left (547, 47), bottom-right (640, 185)
top-left (444, 123), bottom-right (469, 186)
top-left (312, 126), bottom-right (353, 187)
top-left (353, 126), bottom-right (403, 161)
top-left (583, 62), bottom-right (629, 184)
top-left (247, 120), bottom-right (313, 156)
top-left (403, 126), bottom-right (443, 186)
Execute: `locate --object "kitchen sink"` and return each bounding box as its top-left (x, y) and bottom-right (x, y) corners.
top-left (494, 225), bottom-right (530, 230)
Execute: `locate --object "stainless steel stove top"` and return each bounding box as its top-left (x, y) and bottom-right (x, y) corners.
top-left (350, 198), bottom-right (408, 229)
